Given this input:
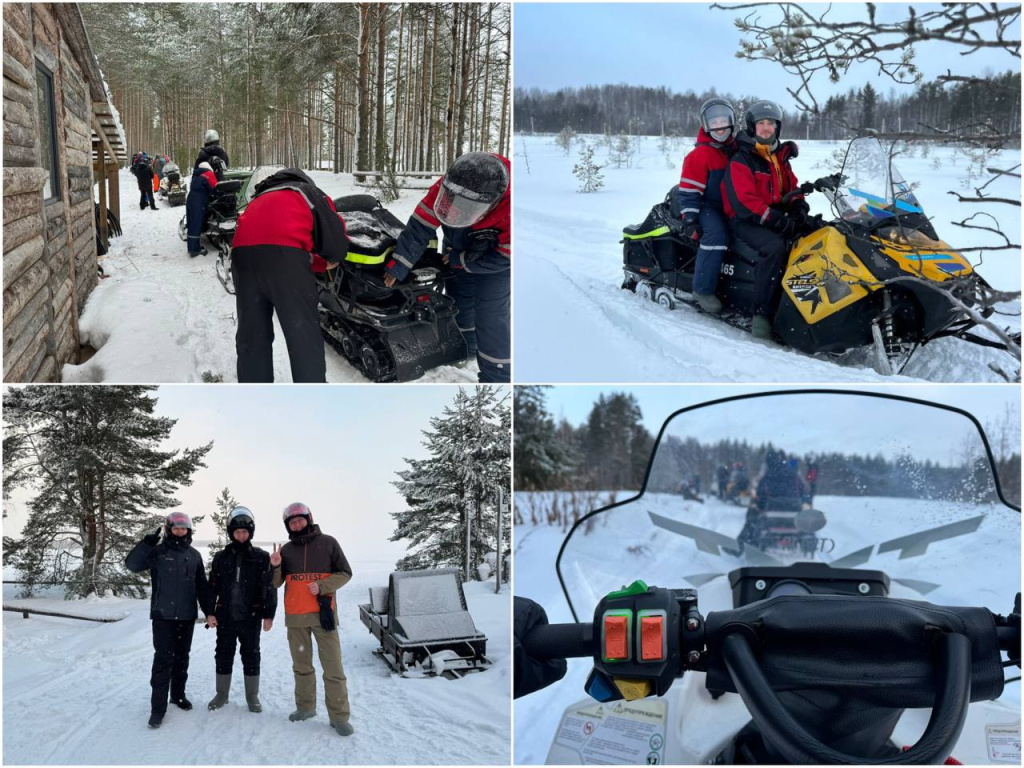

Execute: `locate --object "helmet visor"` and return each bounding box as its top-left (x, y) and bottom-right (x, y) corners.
top-left (283, 502), bottom-right (311, 522)
top-left (166, 512), bottom-right (192, 530)
top-left (228, 507), bottom-right (254, 526)
top-left (702, 104), bottom-right (735, 131)
top-left (433, 181), bottom-right (496, 228)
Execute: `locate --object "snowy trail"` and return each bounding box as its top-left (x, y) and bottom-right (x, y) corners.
top-left (514, 136), bottom-right (1021, 383)
top-left (63, 170), bottom-right (478, 384)
top-left (3, 561), bottom-right (510, 765)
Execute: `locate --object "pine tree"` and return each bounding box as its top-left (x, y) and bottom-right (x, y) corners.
top-left (514, 386), bottom-right (574, 490)
top-left (208, 487), bottom-right (238, 560)
top-left (390, 387), bottom-right (510, 579)
top-left (573, 143), bottom-right (604, 193)
top-left (2, 386), bottom-right (212, 599)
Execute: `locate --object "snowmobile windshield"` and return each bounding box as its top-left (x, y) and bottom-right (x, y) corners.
top-left (557, 391), bottom-right (1019, 626)
top-left (828, 137), bottom-right (925, 227)
top-left (243, 164), bottom-right (287, 205)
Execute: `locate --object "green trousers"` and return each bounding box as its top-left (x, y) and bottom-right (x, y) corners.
top-left (287, 625), bottom-right (351, 723)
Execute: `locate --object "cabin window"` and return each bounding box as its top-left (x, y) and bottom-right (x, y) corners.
top-left (36, 63), bottom-right (60, 202)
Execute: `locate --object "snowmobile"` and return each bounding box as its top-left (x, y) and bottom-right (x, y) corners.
top-left (358, 568), bottom-right (493, 679)
top-left (316, 194), bottom-right (469, 382)
top-left (158, 162), bottom-right (187, 206)
top-left (518, 390), bottom-right (1020, 765)
top-left (177, 177), bottom-right (244, 293)
top-left (621, 137), bottom-right (1020, 375)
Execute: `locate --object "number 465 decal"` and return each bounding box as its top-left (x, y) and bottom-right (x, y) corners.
top-left (720, 263), bottom-right (735, 276)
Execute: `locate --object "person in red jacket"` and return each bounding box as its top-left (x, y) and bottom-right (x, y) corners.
top-left (382, 152), bottom-right (511, 383)
top-left (722, 100), bottom-right (809, 339)
top-left (231, 168), bottom-right (349, 383)
top-left (676, 99), bottom-right (737, 314)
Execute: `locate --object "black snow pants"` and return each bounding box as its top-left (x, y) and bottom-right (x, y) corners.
top-left (731, 218), bottom-right (789, 318)
top-left (150, 619), bottom-right (196, 714)
top-left (446, 268), bottom-right (511, 383)
top-left (214, 618), bottom-right (263, 676)
top-left (231, 245), bottom-right (326, 383)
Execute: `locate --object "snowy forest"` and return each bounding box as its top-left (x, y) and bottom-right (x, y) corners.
top-left (80, 2), bottom-right (512, 173)
top-left (513, 387), bottom-right (1022, 506)
top-left (514, 71), bottom-right (1022, 140)
top-left (2, 386), bottom-right (211, 598)
top-left (390, 387), bottom-right (511, 581)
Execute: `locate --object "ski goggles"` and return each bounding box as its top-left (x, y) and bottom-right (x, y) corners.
top-left (166, 512), bottom-right (193, 530)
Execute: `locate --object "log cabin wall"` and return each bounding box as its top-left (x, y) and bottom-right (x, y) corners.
top-left (3, 3), bottom-right (99, 382)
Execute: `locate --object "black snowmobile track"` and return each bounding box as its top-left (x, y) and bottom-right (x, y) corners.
top-left (625, 276), bottom-right (754, 334)
top-left (320, 309), bottom-right (398, 383)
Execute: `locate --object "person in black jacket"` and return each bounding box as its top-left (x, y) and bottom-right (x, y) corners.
top-left (206, 506), bottom-right (277, 713)
top-left (125, 511), bottom-right (211, 729)
top-left (135, 155), bottom-right (157, 211)
top-left (231, 168), bottom-right (349, 383)
top-left (195, 129), bottom-right (229, 171)
top-left (513, 597), bottom-right (566, 698)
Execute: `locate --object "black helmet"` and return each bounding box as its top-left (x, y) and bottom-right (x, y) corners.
top-left (699, 98), bottom-right (736, 141)
top-left (282, 502), bottom-right (313, 535)
top-left (434, 152), bottom-right (508, 228)
top-left (745, 100), bottom-right (784, 142)
top-left (227, 506), bottom-right (255, 539)
top-left (165, 511), bottom-right (193, 542)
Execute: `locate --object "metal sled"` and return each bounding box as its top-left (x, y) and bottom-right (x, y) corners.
top-left (358, 568), bottom-right (492, 679)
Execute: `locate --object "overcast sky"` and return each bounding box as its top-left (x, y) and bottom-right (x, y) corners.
top-left (4, 385), bottom-right (508, 564)
top-left (542, 384), bottom-right (1020, 464)
top-left (515, 3), bottom-right (1019, 104)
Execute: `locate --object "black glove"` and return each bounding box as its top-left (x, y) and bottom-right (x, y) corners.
top-left (774, 215), bottom-right (799, 240)
top-left (317, 594), bottom-right (336, 632)
top-left (680, 214), bottom-right (701, 241)
top-left (143, 527), bottom-right (161, 547)
top-left (464, 228), bottom-right (500, 262)
top-left (514, 597), bottom-right (567, 698)
top-left (790, 199), bottom-right (810, 217)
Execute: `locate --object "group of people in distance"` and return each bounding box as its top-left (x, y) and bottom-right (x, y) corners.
top-left (677, 99), bottom-right (813, 339)
top-left (125, 503), bottom-right (354, 736)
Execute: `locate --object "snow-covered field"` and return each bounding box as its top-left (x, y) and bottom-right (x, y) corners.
top-left (513, 490), bottom-right (1020, 764)
top-left (513, 135), bottom-right (1021, 383)
top-left (64, 170), bottom-right (477, 383)
top-left (3, 558), bottom-right (510, 765)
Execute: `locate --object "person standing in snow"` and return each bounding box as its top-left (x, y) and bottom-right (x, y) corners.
top-left (185, 161), bottom-right (218, 258)
top-left (125, 511), bottom-right (212, 729)
top-left (194, 129), bottom-right (229, 172)
top-left (271, 502), bottom-right (354, 736)
top-left (382, 152), bottom-right (511, 383)
top-left (135, 155), bottom-right (157, 210)
top-left (230, 168), bottom-right (349, 383)
top-left (206, 506), bottom-right (277, 714)
top-left (675, 99), bottom-right (737, 315)
top-left (722, 100), bottom-right (808, 340)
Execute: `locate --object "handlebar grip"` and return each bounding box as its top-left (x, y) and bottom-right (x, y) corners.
top-left (523, 622), bottom-right (595, 661)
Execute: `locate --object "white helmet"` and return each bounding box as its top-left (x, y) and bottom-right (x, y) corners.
top-left (197, 162), bottom-right (213, 172)
top-left (204, 129), bottom-right (220, 144)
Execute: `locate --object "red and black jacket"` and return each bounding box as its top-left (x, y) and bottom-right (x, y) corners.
top-left (232, 168), bottom-right (349, 272)
top-left (386, 154), bottom-right (511, 281)
top-left (677, 127), bottom-right (735, 221)
top-left (722, 132), bottom-right (803, 229)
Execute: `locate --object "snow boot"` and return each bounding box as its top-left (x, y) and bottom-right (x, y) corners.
top-left (751, 314), bottom-right (773, 340)
top-left (148, 711), bottom-right (164, 729)
top-left (171, 695), bottom-right (192, 711)
top-left (208, 674), bottom-right (231, 710)
top-left (331, 720), bottom-right (354, 737)
top-left (289, 709), bottom-right (317, 722)
top-left (150, 203), bottom-right (158, 210)
top-left (695, 293), bottom-right (723, 315)
top-left (244, 675), bottom-right (262, 713)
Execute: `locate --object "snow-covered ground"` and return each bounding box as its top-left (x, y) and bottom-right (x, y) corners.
top-left (64, 170), bottom-right (477, 383)
top-left (3, 557), bottom-right (510, 765)
top-left (513, 490), bottom-right (1020, 765)
top-left (513, 135), bottom-right (1021, 383)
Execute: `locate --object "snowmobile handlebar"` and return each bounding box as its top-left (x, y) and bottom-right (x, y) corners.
top-left (522, 622), bottom-right (595, 661)
top-left (783, 173), bottom-right (845, 204)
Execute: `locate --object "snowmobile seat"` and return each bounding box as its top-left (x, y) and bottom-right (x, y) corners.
top-left (214, 180), bottom-right (242, 195)
top-left (357, 567), bottom-right (491, 676)
top-left (334, 194), bottom-right (381, 214)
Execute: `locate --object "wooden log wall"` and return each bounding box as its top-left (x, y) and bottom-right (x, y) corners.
top-left (3, 3), bottom-right (98, 381)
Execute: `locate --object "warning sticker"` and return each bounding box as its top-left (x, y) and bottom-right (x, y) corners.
top-left (985, 721), bottom-right (1021, 764)
top-left (548, 698), bottom-right (668, 765)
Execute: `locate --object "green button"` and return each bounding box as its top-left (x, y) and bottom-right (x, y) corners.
top-left (606, 580), bottom-right (649, 600)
